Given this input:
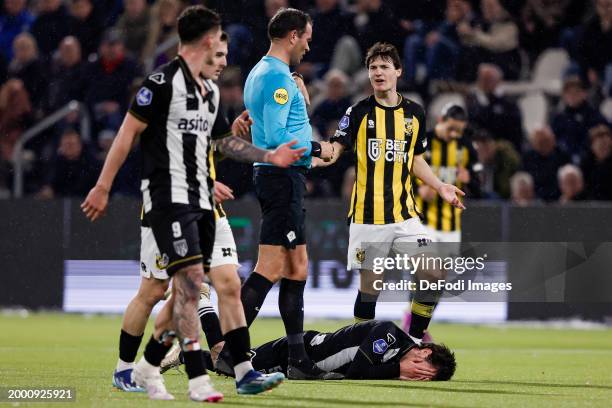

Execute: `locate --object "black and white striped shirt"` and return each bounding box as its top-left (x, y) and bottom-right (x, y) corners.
top-left (129, 56), bottom-right (231, 212)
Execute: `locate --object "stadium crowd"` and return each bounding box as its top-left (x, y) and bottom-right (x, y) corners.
top-left (0, 0), bottom-right (610, 203)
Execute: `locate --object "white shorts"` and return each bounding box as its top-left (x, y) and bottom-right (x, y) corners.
top-left (423, 226), bottom-right (461, 243)
top-left (140, 217), bottom-right (239, 280)
top-left (347, 218), bottom-right (431, 270)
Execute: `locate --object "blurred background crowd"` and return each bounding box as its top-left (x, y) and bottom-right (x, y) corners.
top-left (0, 0), bottom-right (610, 205)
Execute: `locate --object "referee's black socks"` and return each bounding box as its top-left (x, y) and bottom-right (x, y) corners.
top-left (241, 271), bottom-right (274, 326)
top-left (353, 290), bottom-right (379, 321)
top-left (279, 278), bottom-right (308, 362)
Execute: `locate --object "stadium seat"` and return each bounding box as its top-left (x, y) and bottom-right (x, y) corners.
top-left (532, 48), bottom-right (570, 95)
top-left (427, 93), bottom-right (465, 128)
top-left (518, 92), bottom-right (548, 135)
top-left (600, 98), bottom-right (612, 122)
top-left (402, 92), bottom-right (424, 107)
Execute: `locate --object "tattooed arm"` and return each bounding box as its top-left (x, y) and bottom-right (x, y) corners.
top-left (214, 136), bottom-right (307, 168)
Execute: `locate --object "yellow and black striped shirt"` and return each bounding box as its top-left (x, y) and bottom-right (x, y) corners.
top-left (415, 131), bottom-right (478, 232)
top-left (330, 95), bottom-right (427, 225)
top-left (208, 148), bottom-right (227, 219)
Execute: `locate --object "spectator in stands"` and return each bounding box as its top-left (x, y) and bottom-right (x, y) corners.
top-left (557, 164), bottom-right (586, 203)
top-left (341, 166), bottom-right (356, 202)
top-left (0, 0), bottom-right (33, 61)
top-left (30, 0), bottom-right (69, 60)
top-left (581, 124), bottom-right (612, 200)
top-left (45, 36), bottom-right (84, 113)
top-left (311, 69), bottom-right (351, 138)
top-left (467, 63), bottom-right (524, 152)
top-left (577, 0), bottom-right (612, 89)
top-left (299, 0), bottom-right (355, 78)
top-left (404, 0), bottom-right (476, 84)
top-left (115, 0), bottom-right (152, 62)
top-left (458, 0), bottom-right (521, 80)
top-left (82, 29), bottom-right (139, 134)
top-left (353, 0), bottom-right (403, 55)
top-left (68, 0), bottom-right (104, 58)
top-left (218, 66), bottom-right (244, 124)
top-left (551, 76), bottom-right (607, 162)
top-left (522, 127), bottom-right (570, 201)
top-left (37, 128), bottom-right (99, 199)
top-left (510, 171), bottom-right (537, 206)
top-left (142, 0), bottom-right (180, 69)
top-left (472, 128), bottom-right (521, 199)
top-left (520, 0), bottom-right (571, 60)
top-left (8, 33), bottom-right (45, 111)
top-left (0, 78), bottom-right (32, 168)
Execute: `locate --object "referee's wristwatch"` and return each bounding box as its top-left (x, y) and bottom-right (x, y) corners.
top-left (311, 141), bottom-right (322, 157)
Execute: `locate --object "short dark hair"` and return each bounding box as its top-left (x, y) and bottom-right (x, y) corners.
top-left (365, 42), bottom-right (402, 69)
top-left (220, 31), bottom-right (229, 43)
top-left (441, 104), bottom-right (467, 121)
top-left (177, 5), bottom-right (221, 45)
top-left (268, 8), bottom-right (312, 41)
top-left (424, 343), bottom-right (456, 381)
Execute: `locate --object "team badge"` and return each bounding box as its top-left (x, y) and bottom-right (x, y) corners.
top-left (155, 252), bottom-right (169, 269)
top-left (404, 118), bottom-right (413, 136)
top-left (273, 88), bottom-right (289, 105)
top-left (367, 138), bottom-right (382, 161)
top-left (148, 73), bottom-right (165, 84)
top-left (373, 338), bottom-right (389, 354)
top-left (136, 87), bottom-right (153, 106)
top-left (173, 239), bottom-right (189, 257)
top-left (339, 115), bottom-right (350, 130)
top-left (355, 248), bottom-right (366, 264)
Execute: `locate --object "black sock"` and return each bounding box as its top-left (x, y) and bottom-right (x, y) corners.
top-left (199, 308), bottom-right (224, 349)
top-left (201, 350), bottom-right (213, 369)
top-left (241, 272), bottom-right (274, 327)
top-left (409, 289), bottom-right (439, 339)
top-left (224, 326), bottom-right (251, 366)
top-left (119, 330), bottom-right (143, 363)
top-left (182, 340), bottom-right (207, 379)
top-left (353, 290), bottom-right (379, 321)
top-left (279, 278), bottom-right (307, 361)
top-left (143, 334), bottom-right (172, 367)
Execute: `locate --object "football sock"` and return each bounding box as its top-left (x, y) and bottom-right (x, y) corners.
top-left (143, 334), bottom-right (173, 367)
top-left (279, 279), bottom-right (307, 362)
top-left (198, 303), bottom-right (223, 349)
top-left (241, 272), bottom-right (274, 327)
top-left (408, 292), bottom-right (438, 339)
top-left (118, 330), bottom-right (143, 368)
top-left (353, 290), bottom-right (379, 321)
top-left (224, 327), bottom-right (253, 382)
top-left (182, 340), bottom-right (207, 380)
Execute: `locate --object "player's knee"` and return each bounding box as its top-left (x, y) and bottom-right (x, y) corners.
top-left (137, 279), bottom-right (168, 306)
top-left (215, 273), bottom-right (241, 301)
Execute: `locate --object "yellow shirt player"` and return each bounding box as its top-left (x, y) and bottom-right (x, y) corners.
top-left (315, 42), bottom-right (465, 345)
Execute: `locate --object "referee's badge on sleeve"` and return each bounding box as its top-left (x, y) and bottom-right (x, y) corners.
top-left (273, 88), bottom-right (289, 105)
top-left (136, 87), bottom-right (153, 106)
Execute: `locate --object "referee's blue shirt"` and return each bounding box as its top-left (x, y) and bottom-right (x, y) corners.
top-left (244, 55), bottom-right (312, 167)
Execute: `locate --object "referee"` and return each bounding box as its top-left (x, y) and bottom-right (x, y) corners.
top-left (241, 8), bottom-right (336, 380)
top-left (316, 42), bottom-right (465, 346)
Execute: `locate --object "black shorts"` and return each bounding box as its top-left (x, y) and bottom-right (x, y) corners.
top-left (253, 166), bottom-right (307, 249)
top-left (145, 204), bottom-right (215, 276)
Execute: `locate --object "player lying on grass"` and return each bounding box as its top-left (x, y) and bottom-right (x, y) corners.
top-left (163, 319), bottom-right (456, 381)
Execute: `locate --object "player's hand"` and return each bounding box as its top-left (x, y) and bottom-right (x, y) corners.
top-left (418, 185), bottom-right (436, 202)
top-left (266, 139), bottom-right (308, 168)
top-left (231, 110), bottom-right (253, 139)
top-left (400, 358), bottom-right (437, 381)
top-left (214, 181), bottom-right (234, 203)
top-left (319, 141), bottom-right (334, 161)
top-left (437, 183), bottom-right (466, 210)
top-left (456, 167), bottom-right (470, 183)
top-left (81, 184), bottom-right (110, 221)
top-left (292, 73), bottom-right (311, 106)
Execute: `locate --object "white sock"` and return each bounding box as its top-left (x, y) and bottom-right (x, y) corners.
top-left (189, 374), bottom-right (211, 391)
top-left (234, 361), bottom-right (254, 382)
top-left (116, 358), bottom-right (134, 372)
top-left (408, 334), bottom-right (423, 346)
top-left (136, 356), bottom-right (159, 376)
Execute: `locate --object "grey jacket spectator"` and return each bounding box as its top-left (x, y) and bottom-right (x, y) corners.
top-left (115, 0), bottom-right (152, 61)
top-left (557, 164), bottom-right (587, 204)
top-left (473, 128), bottom-right (521, 199)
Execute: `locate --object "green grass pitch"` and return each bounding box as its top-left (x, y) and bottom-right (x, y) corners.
top-left (1, 313), bottom-right (611, 407)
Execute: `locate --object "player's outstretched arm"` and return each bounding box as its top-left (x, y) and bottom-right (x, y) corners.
top-left (214, 136), bottom-right (307, 168)
top-left (412, 154), bottom-right (466, 210)
top-left (81, 113), bottom-right (147, 221)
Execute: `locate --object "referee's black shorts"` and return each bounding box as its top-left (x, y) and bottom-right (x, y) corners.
top-left (253, 165), bottom-right (307, 249)
top-left (145, 204), bottom-right (215, 276)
